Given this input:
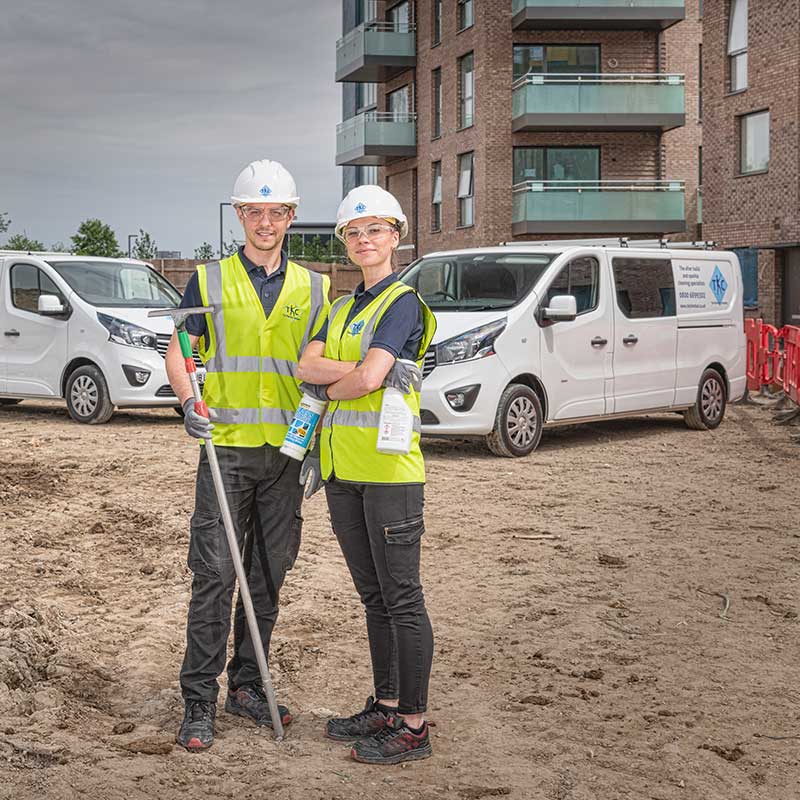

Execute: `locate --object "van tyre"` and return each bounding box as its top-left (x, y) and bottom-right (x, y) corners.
top-left (684, 368), bottom-right (726, 431)
top-left (65, 365), bottom-right (114, 424)
top-left (486, 384), bottom-right (543, 457)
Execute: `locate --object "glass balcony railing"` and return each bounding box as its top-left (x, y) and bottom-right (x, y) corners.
top-left (512, 73), bottom-right (685, 131)
top-left (335, 112), bottom-right (417, 167)
top-left (511, 0), bottom-right (685, 30)
top-left (512, 180), bottom-right (686, 235)
top-left (336, 21), bottom-right (416, 83)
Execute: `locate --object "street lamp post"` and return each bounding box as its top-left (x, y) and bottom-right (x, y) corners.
top-left (127, 234), bottom-right (138, 258)
top-left (219, 202), bottom-right (232, 258)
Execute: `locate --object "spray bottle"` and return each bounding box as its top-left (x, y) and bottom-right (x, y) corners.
top-left (281, 393), bottom-right (327, 461)
top-left (376, 359), bottom-right (418, 455)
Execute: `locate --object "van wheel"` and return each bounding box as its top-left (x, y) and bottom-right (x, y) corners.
top-left (486, 384), bottom-right (543, 457)
top-left (65, 365), bottom-right (114, 424)
top-left (684, 368), bottom-right (726, 431)
top-left (0, 399), bottom-right (22, 406)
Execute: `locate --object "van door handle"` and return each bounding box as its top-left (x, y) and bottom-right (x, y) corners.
top-left (3, 329), bottom-right (20, 337)
top-left (622, 335), bottom-right (638, 345)
top-left (590, 336), bottom-right (608, 347)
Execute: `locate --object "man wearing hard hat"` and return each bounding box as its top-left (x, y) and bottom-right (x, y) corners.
top-left (165, 160), bottom-right (330, 751)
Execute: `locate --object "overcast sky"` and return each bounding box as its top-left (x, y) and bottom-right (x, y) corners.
top-left (1, 0), bottom-right (342, 256)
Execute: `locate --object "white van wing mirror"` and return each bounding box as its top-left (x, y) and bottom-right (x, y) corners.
top-left (38, 294), bottom-right (66, 315)
top-left (542, 294), bottom-right (577, 322)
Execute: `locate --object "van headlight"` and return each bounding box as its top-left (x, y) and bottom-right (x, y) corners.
top-left (436, 319), bottom-right (506, 365)
top-left (97, 313), bottom-right (157, 349)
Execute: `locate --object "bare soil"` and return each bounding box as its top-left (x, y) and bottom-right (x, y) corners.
top-left (0, 399), bottom-right (798, 800)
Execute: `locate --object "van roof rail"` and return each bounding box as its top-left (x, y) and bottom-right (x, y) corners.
top-left (0, 249), bottom-right (76, 257)
top-left (498, 238), bottom-right (718, 250)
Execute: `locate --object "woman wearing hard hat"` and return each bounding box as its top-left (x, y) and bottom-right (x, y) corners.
top-left (297, 185), bottom-right (437, 764)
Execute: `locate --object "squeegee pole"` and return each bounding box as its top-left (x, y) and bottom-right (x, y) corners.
top-left (177, 328), bottom-right (284, 741)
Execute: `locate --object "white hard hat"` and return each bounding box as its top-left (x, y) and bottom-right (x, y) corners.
top-left (335, 185), bottom-right (408, 242)
top-left (231, 159), bottom-right (300, 208)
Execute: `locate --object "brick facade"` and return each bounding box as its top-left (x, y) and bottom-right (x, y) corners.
top-left (701, 0), bottom-right (800, 326)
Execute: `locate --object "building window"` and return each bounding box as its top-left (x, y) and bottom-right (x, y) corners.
top-left (698, 44), bottom-right (702, 121)
top-left (740, 110), bottom-right (769, 174)
top-left (457, 0), bottom-right (474, 31)
top-left (513, 44), bottom-right (600, 81)
top-left (356, 0), bottom-right (377, 25)
top-left (432, 162), bottom-right (442, 232)
top-left (513, 147), bottom-right (600, 184)
top-left (728, 0), bottom-right (748, 92)
top-left (432, 68), bottom-right (442, 138)
top-left (388, 85), bottom-right (411, 119)
top-left (356, 82), bottom-right (377, 113)
top-left (732, 247), bottom-right (758, 308)
top-left (457, 152), bottom-right (474, 227)
top-left (388, 0), bottom-right (411, 31)
top-left (458, 52), bottom-right (474, 128)
top-left (432, 0), bottom-right (442, 45)
top-left (356, 165), bottom-right (378, 186)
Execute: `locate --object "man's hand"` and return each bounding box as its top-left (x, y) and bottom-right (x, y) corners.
top-left (299, 382), bottom-right (330, 403)
top-left (299, 438), bottom-right (324, 498)
top-left (182, 398), bottom-right (214, 440)
top-left (382, 359), bottom-right (423, 394)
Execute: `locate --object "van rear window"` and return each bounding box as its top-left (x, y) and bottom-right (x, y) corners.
top-left (612, 257), bottom-right (675, 319)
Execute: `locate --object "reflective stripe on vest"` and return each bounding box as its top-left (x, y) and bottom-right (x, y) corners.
top-left (320, 280), bottom-right (437, 484)
top-left (197, 255), bottom-right (330, 447)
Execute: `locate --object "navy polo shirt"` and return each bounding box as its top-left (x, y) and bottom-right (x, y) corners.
top-left (312, 272), bottom-right (424, 361)
top-left (180, 247), bottom-right (288, 339)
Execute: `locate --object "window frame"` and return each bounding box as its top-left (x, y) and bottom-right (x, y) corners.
top-left (387, 84), bottom-right (411, 119)
top-left (543, 256), bottom-right (601, 319)
top-left (457, 151), bottom-right (475, 229)
top-left (727, 0), bottom-right (748, 93)
top-left (432, 67), bottom-right (442, 139)
top-left (431, 161), bottom-right (443, 233)
top-left (10, 262), bottom-right (68, 316)
top-left (738, 109), bottom-right (770, 176)
top-left (457, 0), bottom-right (474, 32)
top-left (432, 0), bottom-right (442, 46)
top-left (513, 145), bottom-right (601, 184)
top-left (512, 43), bottom-right (601, 81)
top-left (458, 51), bottom-right (475, 130)
top-left (611, 257), bottom-right (677, 320)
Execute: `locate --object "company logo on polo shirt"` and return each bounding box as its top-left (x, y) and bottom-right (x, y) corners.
top-left (259, 184), bottom-right (272, 197)
top-left (348, 320), bottom-right (365, 336)
top-left (283, 304), bottom-right (302, 320)
top-left (354, 202), bottom-right (367, 213)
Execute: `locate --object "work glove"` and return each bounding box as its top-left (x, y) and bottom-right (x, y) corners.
top-left (299, 382), bottom-right (330, 403)
top-left (182, 398), bottom-right (214, 440)
top-left (382, 359), bottom-right (423, 394)
top-left (299, 438), bottom-right (324, 499)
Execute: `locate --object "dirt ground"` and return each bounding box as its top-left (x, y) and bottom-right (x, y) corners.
top-left (0, 398), bottom-right (798, 800)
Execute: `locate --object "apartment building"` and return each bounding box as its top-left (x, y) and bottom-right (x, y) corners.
top-left (336, 0), bottom-right (702, 264)
top-left (702, 0), bottom-right (800, 327)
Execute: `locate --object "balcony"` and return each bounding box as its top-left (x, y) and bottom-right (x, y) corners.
top-left (512, 73), bottom-right (685, 132)
top-left (336, 112), bottom-right (416, 166)
top-left (511, 0), bottom-right (685, 30)
top-left (512, 180), bottom-right (686, 235)
top-left (335, 21), bottom-right (416, 83)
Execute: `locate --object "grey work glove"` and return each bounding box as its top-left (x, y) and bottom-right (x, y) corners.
top-left (299, 382), bottom-right (330, 403)
top-left (382, 359), bottom-right (423, 394)
top-left (299, 438), bottom-right (323, 499)
top-left (182, 398), bottom-right (214, 440)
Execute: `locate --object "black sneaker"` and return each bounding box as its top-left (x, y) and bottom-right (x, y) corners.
top-left (177, 700), bottom-right (216, 751)
top-left (224, 684), bottom-right (292, 728)
top-left (326, 695), bottom-right (393, 741)
top-left (350, 714), bottom-right (432, 764)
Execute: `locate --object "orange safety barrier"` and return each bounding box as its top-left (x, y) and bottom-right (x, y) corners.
top-left (745, 318), bottom-right (800, 404)
top-left (784, 325), bottom-right (800, 405)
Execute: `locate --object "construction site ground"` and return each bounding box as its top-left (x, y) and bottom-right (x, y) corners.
top-left (0, 399), bottom-right (798, 800)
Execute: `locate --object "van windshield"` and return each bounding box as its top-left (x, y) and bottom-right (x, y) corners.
top-left (401, 253), bottom-right (557, 311)
top-left (47, 260), bottom-right (181, 308)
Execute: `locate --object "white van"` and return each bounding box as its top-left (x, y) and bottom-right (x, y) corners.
top-left (0, 252), bottom-right (195, 423)
top-left (401, 244), bottom-right (746, 457)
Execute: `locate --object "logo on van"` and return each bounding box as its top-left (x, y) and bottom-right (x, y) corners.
top-left (709, 266), bottom-right (728, 305)
top-left (348, 320), bottom-right (365, 336)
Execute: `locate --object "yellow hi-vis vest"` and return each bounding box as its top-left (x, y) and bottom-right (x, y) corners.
top-left (196, 253), bottom-right (330, 447)
top-left (320, 281), bottom-right (437, 484)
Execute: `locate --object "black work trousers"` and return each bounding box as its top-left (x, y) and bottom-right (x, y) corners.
top-left (325, 479), bottom-right (433, 715)
top-left (179, 444), bottom-right (303, 702)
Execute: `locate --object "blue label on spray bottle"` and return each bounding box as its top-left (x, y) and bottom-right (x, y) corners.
top-left (284, 406), bottom-right (320, 450)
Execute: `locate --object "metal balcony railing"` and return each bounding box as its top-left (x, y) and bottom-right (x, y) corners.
top-left (336, 21), bottom-right (416, 83)
top-left (511, 0), bottom-right (685, 31)
top-left (336, 112), bottom-right (417, 167)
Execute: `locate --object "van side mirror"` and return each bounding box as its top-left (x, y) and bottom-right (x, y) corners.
top-left (38, 294), bottom-right (66, 316)
top-left (542, 295), bottom-right (577, 322)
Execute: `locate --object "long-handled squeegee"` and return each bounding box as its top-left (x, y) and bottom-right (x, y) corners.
top-left (149, 306), bottom-right (284, 740)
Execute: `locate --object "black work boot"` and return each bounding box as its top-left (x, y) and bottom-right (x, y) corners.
top-left (325, 696), bottom-right (394, 741)
top-left (224, 684), bottom-right (292, 728)
top-left (350, 714), bottom-right (433, 764)
top-left (177, 700), bottom-right (216, 751)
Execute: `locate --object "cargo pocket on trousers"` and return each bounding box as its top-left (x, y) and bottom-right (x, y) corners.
top-left (285, 509), bottom-right (303, 571)
top-left (188, 512), bottom-right (223, 577)
top-left (384, 516), bottom-right (424, 586)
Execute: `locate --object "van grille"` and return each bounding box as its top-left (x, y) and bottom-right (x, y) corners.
top-left (422, 347), bottom-right (436, 379)
top-left (155, 384), bottom-right (177, 398)
top-left (156, 334), bottom-right (203, 368)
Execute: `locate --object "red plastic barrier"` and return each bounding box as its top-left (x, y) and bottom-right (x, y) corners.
top-left (746, 318), bottom-right (800, 403)
top-left (745, 319), bottom-right (760, 392)
top-left (784, 326), bottom-right (800, 405)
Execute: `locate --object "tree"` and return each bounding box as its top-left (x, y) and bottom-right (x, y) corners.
top-left (71, 219), bottom-right (122, 257)
top-left (303, 235), bottom-right (326, 263)
top-left (50, 241), bottom-right (69, 252)
top-left (194, 242), bottom-right (214, 260)
top-left (6, 232), bottom-right (45, 251)
top-left (222, 229), bottom-right (240, 256)
top-left (0, 212), bottom-right (9, 235)
top-left (131, 228), bottom-right (157, 260)
top-left (287, 233), bottom-right (304, 259)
